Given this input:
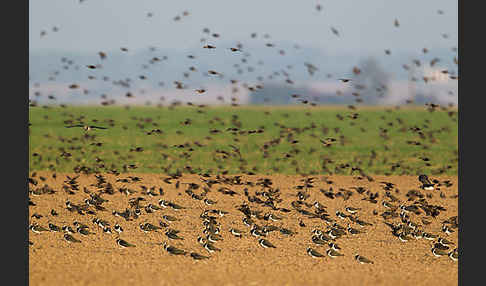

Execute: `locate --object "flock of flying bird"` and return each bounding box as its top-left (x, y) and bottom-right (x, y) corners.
top-left (30, 1), bottom-right (458, 271)
top-left (30, 3), bottom-right (457, 108)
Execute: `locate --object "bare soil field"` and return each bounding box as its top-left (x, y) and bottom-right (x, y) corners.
top-left (29, 173), bottom-right (458, 286)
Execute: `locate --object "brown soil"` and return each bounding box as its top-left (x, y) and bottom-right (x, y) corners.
top-left (29, 173), bottom-right (458, 286)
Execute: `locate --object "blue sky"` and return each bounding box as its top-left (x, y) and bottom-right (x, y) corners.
top-left (29, 0), bottom-right (457, 54)
top-left (29, 1), bottom-right (458, 106)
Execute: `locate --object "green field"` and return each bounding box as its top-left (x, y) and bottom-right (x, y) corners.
top-left (29, 105), bottom-right (458, 176)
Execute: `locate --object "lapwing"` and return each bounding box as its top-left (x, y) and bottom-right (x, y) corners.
top-left (431, 245), bottom-right (448, 257)
top-left (433, 242), bottom-right (450, 251)
top-left (398, 232), bottom-right (412, 242)
top-left (165, 229), bottom-right (184, 240)
top-left (412, 230), bottom-right (424, 240)
top-left (114, 224), bottom-right (123, 234)
top-left (438, 237), bottom-right (454, 247)
top-left (279, 228), bottom-right (296, 236)
top-left (159, 221), bottom-right (169, 228)
top-left (140, 223), bottom-right (162, 233)
top-left (116, 238), bottom-right (136, 248)
top-left (250, 227), bottom-right (266, 238)
top-left (382, 201), bottom-right (397, 210)
top-left (212, 209), bottom-right (229, 217)
top-left (64, 234), bottom-right (81, 243)
top-left (307, 247), bottom-right (325, 258)
top-left (30, 223), bottom-right (49, 234)
top-left (423, 232), bottom-right (438, 241)
top-left (73, 221), bottom-right (89, 229)
top-left (448, 248), bottom-right (458, 261)
top-left (418, 174), bottom-right (435, 191)
top-left (311, 235), bottom-right (327, 245)
top-left (163, 242), bottom-right (186, 255)
top-left (204, 198), bottom-right (217, 205)
top-left (442, 224), bottom-right (454, 235)
top-left (258, 238), bottom-right (276, 249)
top-left (31, 213), bottom-right (43, 219)
top-left (48, 223), bottom-right (61, 232)
top-left (355, 219), bottom-right (373, 227)
top-left (203, 242), bottom-right (221, 253)
top-left (335, 211), bottom-right (349, 220)
top-left (355, 254), bottom-right (374, 264)
top-left (345, 206), bottom-right (361, 214)
top-left (62, 225), bottom-right (76, 234)
top-left (328, 242), bottom-right (341, 251)
top-left (206, 233), bottom-right (224, 243)
top-left (264, 213), bottom-right (283, 221)
top-left (77, 227), bottom-right (94, 236)
top-left (326, 248), bottom-right (344, 258)
top-left (314, 201), bottom-right (327, 210)
top-left (169, 202), bottom-right (186, 211)
top-left (146, 204), bottom-right (160, 213)
top-left (203, 225), bottom-right (221, 235)
top-left (159, 200), bottom-right (171, 209)
top-left (229, 228), bottom-right (244, 238)
top-left (242, 217), bottom-right (254, 227)
top-left (162, 215), bottom-right (179, 223)
top-left (190, 252), bottom-right (210, 260)
top-left (347, 225), bottom-right (364, 235)
top-left (197, 236), bottom-right (207, 245)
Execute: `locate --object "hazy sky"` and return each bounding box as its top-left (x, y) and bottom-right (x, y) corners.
top-left (29, 0), bottom-right (457, 54)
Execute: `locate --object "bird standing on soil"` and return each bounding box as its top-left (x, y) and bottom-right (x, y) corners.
top-left (259, 238), bottom-right (276, 248)
top-left (418, 175), bottom-right (435, 190)
top-left (116, 238), bottom-right (136, 248)
top-left (64, 234), bottom-right (82, 243)
top-left (307, 247), bottom-right (325, 258)
top-left (355, 254), bottom-right (374, 264)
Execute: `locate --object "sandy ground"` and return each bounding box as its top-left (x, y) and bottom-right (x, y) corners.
top-left (29, 173), bottom-right (458, 286)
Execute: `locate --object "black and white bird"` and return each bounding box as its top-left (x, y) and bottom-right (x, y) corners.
top-left (163, 242), bottom-right (186, 255)
top-left (114, 224), bottom-right (123, 234)
top-left (448, 248), bottom-right (458, 261)
top-left (345, 206), bottom-right (361, 214)
top-left (355, 254), bottom-right (374, 264)
top-left (204, 198), bottom-right (217, 205)
top-left (165, 229), bottom-right (184, 240)
top-left (116, 238), bottom-right (136, 248)
top-left (328, 242), bottom-right (341, 251)
top-left (258, 238), bottom-right (276, 249)
top-left (431, 245), bottom-right (448, 257)
top-left (65, 124), bottom-right (108, 131)
top-left (311, 235), bottom-right (327, 245)
top-left (418, 174), bottom-right (435, 191)
top-left (442, 224), bottom-right (454, 235)
top-left (203, 242), bottom-right (221, 253)
top-left (62, 225), bottom-right (76, 234)
top-left (48, 223), bottom-right (61, 232)
top-left (30, 223), bottom-right (49, 234)
top-left (190, 252), bottom-right (210, 260)
top-left (229, 228), bottom-right (244, 238)
top-left (64, 234), bottom-right (81, 243)
top-left (307, 247), bottom-right (325, 258)
top-left (326, 248), bottom-right (344, 258)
